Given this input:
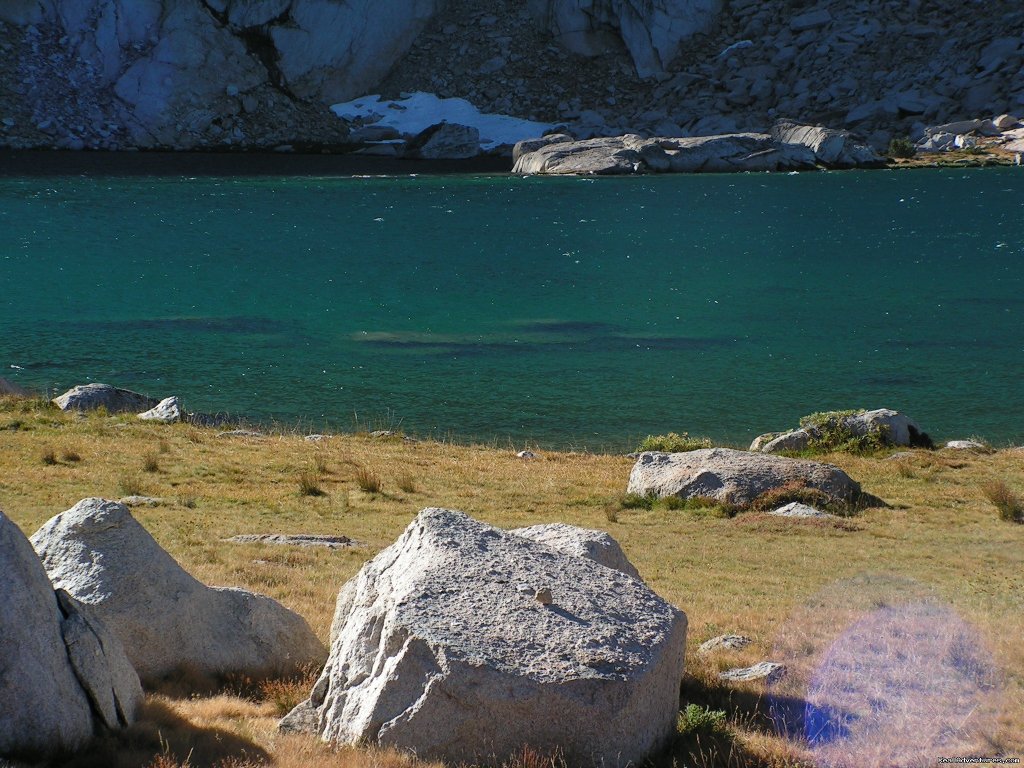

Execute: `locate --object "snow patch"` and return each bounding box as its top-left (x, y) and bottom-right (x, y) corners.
top-left (331, 92), bottom-right (555, 151)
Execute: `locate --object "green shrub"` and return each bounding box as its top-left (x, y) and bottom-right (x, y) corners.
top-left (982, 480), bottom-right (1023, 523)
top-left (798, 409), bottom-right (889, 454)
top-left (620, 492), bottom-right (656, 510)
top-left (678, 704), bottom-right (728, 736)
top-left (888, 137), bottom-right (916, 158)
top-left (637, 432), bottom-right (712, 453)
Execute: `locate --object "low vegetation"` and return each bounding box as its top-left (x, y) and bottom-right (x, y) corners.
top-left (637, 432), bottom-right (713, 453)
top-left (1, 394), bottom-right (1022, 768)
top-left (798, 409), bottom-right (890, 454)
top-left (982, 480), bottom-right (1024, 523)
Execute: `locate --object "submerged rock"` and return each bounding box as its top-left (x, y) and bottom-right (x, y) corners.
top-left (627, 448), bottom-right (863, 507)
top-left (31, 499), bottom-right (325, 683)
top-left (286, 508), bottom-right (687, 766)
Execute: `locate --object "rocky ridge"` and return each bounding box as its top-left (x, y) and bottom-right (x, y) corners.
top-left (1, 0), bottom-right (1022, 153)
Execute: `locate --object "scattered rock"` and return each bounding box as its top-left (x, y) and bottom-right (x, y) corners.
top-left (227, 533), bottom-right (358, 549)
top-left (626, 448), bottom-right (865, 507)
top-left (286, 508), bottom-right (687, 766)
top-left (53, 383), bottom-right (158, 414)
top-left (719, 661), bottom-right (786, 682)
top-left (117, 496), bottom-right (164, 507)
top-left (516, 449), bottom-right (538, 459)
top-left (511, 522), bottom-right (641, 580)
top-left (304, 434), bottom-right (329, 441)
top-left (752, 429), bottom-right (812, 454)
top-left (1, 508), bottom-right (140, 756)
top-left (137, 396), bottom-right (183, 423)
top-left (699, 634), bottom-right (753, 653)
top-left (31, 499), bottom-right (326, 683)
top-left (769, 502), bottom-right (834, 518)
top-left (943, 440), bottom-right (989, 451)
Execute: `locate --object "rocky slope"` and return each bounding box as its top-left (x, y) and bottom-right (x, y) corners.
top-left (0, 0), bottom-right (1021, 152)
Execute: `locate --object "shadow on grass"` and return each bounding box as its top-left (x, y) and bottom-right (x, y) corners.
top-left (55, 698), bottom-right (270, 768)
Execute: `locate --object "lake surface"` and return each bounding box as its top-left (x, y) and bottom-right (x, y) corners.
top-left (2, 164), bottom-right (1022, 449)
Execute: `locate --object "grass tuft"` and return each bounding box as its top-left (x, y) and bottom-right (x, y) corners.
top-left (982, 480), bottom-right (1024, 523)
top-left (298, 471), bottom-right (326, 497)
top-left (61, 448), bottom-right (83, 462)
top-left (118, 474), bottom-right (147, 497)
top-left (396, 472), bottom-right (418, 494)
top-left (355, 467), bottom-right (383, 494)
top-left (41, 447), bottom-right (58, 465)
top-left (142, 452), bottom-right (160, 473)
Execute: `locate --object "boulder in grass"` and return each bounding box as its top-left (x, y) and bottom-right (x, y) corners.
top-left (511, 523), bottom-right (641, 580)
top-left (627, 448), bottom-right (864, 507)
top-left (137, 396), bottom-right (183, 423)
top-left (286, 508), bottom-right (687, 767)
top-left (52, 383), bottom-right (158, 414)
top-left (1, 509), bottom-right (141, 757)
top-left (31, 499), bottom-right (325, 684)
top-left (753, 408), bottom-right (932, 453)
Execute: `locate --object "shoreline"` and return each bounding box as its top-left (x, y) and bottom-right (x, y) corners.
top-left (1, 146), bottom-right (1016, 178)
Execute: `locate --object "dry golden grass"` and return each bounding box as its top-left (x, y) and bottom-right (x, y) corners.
top-left (1, 396), bottom-right (1022, 767)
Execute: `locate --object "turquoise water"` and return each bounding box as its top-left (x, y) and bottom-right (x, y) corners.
top-left (2, 167), bottom-right (1022, 449)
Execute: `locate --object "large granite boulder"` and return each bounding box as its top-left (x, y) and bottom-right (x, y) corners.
top-left (137, 396), bottom-right (183, 423)
top-left (53, 383), bottom-right (158, 414)
top-left (626, 448), bottom-right (863, 507)
top-left (286, 508), bottom-right (686, 766)
top-left (31, 498), bottom-right (325, 683)
top-left (510, 522), bottom-right (641, 580)
top-left (527, 0), bottom-right (722, 77)
top-left (1, 509), bottom-right (141, 757)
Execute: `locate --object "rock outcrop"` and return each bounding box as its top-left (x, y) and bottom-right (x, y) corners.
top-left (1, 508), bottom-right (141, 757)
top-left (510, 522), bottom-right (641, 580)
top-left (751, 408), bottom-right (932, 453)
top-left (53, 383), bottom-right (158, 414)
top-left (526, 0), bottom-right (721, 77)
top-left (626, 448), bottom-right (863, 507)
top-left (287, 508), bottom-right (686, 767)
top-left (31, 498), bottom-right (325, 683)
top-left (512, 129), bottom-right (881, 174)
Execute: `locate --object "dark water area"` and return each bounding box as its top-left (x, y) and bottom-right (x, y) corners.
top-left (2, 157), bottom-right (1022, 450)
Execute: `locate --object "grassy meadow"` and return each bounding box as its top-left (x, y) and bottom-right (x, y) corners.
top-left (1, 394), bottom-right (1022, 768)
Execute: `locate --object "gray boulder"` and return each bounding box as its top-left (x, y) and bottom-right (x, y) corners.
top-left (31, 498), bottom-right (325, 683)
top-left (753, 429), bottom-right (812, 454)
top-left (405, 122), bottom-right (481, 160)
top-left (1, 509), bottom-right (141, 756)
top-left (288, 508), bottom-right (687, 767)
top-left (769, 502), bottom-right (834, 519)
top-left (53, 383), bottom-right (158, 414)
top-left (698, 634), bottom-right (752, 653)
top-left (719, 661), bottom-right (785, 682)
top-left (137, 396), bottom-right (183, 423)
top-left (755, 409), bottom-right (931, 453)
top-left (511, 522), bottom-right (642, 580)
top-left (513, 135), bottom-right (644, 174)
top-left (512, 133), bottom-right (574, 163)
top-left (626, 448), bottom-right (863, 507)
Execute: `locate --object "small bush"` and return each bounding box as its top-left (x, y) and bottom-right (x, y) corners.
top-left (887, 137), bottom-right (916, 158)
top-left (40, 447), bottom-right (57, 465)
top-left (298, 471), bottom-right (325, 497)
top-left (982, 480), bottom-right (1023, 523)
top-left (61, 448), bottom-right (82, 462)
top-left (620, 492), bottom-right (656, 510)
top-left (637, 432), bottom-right (713, 453)
top-left (142, 452), bottom-right (160, 473)
top-left (355, 467), bottom-right (383, 494)
top-left (678, 704), bottom-right (728, 736)
top-left (798, 409), bottom-right (888, 454)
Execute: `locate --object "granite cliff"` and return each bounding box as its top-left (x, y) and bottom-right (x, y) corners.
top-left (0, 0), bottom-right (1020, 152)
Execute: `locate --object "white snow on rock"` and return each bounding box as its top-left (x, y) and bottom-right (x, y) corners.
top-left (331, 92), bottom-right (555, 151)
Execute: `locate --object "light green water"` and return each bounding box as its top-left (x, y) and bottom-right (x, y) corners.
top-left (2, 168), bottom-right (1022, 449)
